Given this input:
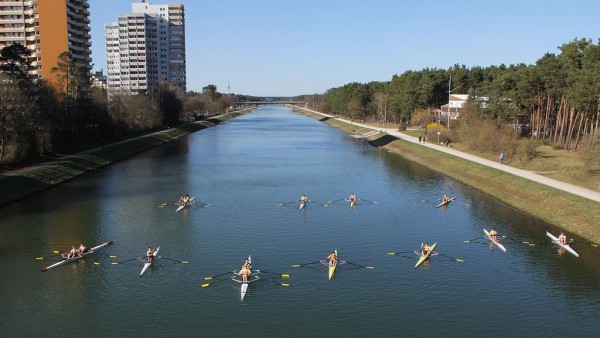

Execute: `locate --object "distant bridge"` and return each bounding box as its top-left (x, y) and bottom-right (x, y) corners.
top-left (235, 101), bottom-right (305, 106)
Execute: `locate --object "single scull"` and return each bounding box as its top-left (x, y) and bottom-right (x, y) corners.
top-left (546, 231), bottom-right (579, 257)
top-left (484, 228), bottom-right (507, 252)
top-left (415, 243), bottom-right (437, 268)
top-left (140, 246), bottom-right (160, 276)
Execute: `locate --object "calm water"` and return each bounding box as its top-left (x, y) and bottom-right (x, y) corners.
top-left (1, 106), bottom-right (599, 337)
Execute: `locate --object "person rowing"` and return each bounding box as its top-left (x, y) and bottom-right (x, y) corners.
top-left (146, 246), bottom-right (155, 262)
top-left (239, 264), bottom-right (251, 283)
top-left (300, 194), bottom-right (308, 205)
top-left (77, 243), bottom-right (86, 255)
top-left (179, 194), bottom-right (190, 206)
top-left (558, 232), bottom-right (567, 245)
top-left (241, 258), bottom-right (251, 271)
top-left (489, 228), bottom-right (498, 240)
top-left (327, 251), bottom-right (338, 266)
top-left (66, 246), bottom-right (77, 259)
top-left (442, 194), bottom-right (450, 203)
top-left (348, 193), bottom-right (357, 203)
top-left (421, 242), bottom-right (432, 256)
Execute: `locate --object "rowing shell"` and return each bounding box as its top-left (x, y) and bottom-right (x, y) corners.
top-left (435, 197), bottom-right (456, 208)
top-left (140, 247), bottom-right (160, 276)
top-left (328, 249), bottom-right (338, 280)
top-left (415, 243), bottom-right (437, 268)
top-left (41, 240), bottom-right (114, 272)
top-left (233, 255), bottom-right (260, 301)
top-left (350, 200), bottom-right (355, 208)
top-left (300, 202), bottom-right (306, 210)
top-left (546, 231), bottom-right (579, 257)
top-left (176, 197), bottom-right (195, 212)
top-left (484, 229), bottom-right (507, 252)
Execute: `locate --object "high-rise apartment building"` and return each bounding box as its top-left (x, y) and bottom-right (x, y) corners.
top-left (105, 0), bottom-right (186, 97)
top-left (0, 0), bottom-right (92, 87)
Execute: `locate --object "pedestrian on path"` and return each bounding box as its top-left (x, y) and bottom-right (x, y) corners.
top-left (500, 152), bottom-right (504, 165)
top-left (418, 136), bottom-right (422, 143)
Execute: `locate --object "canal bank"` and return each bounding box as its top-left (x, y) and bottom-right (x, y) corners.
top-left (294, 106), bottom-right (600, 244)
top-left (0, 109), bottom-right (252, 207)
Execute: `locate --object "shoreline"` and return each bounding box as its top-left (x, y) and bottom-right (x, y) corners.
top-left (0, 109), bottom-right (253, 207)
top-left (293, 106), bottom-right (600, 244)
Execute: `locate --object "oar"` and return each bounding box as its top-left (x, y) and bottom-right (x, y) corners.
top-left (326, 198), bottom-right (347, 204)
top-left (464, 236), bottom-right (484, 243)
top-left (257, 270), bottom-right (290, 279)
top-left (358, 198), bottom-right (378, 204)
top-left (386, 250), bottom-right (414, 255)
top-left (278, 201), bottom-right (297, 206)
top-left (291, 260), bottom-right (322, 268)
top-left (308, 200), bottom-right (328, 206)
top-left (203, 271), bottom-right (233, 280)
top-left (160, 257), bottom-right (189, 264)
top-left (111, 257), bottom-right (141, 265)
top-left (195, 201), bottom-right (212, 207)
top-left (200, 278), bottom-right (230, 288)
top-left (35, 253), bottom-right (62, 260)
top-left (341, 261), bottom-right (375, 269)
top-left (437, 253), bottom-right (464, 262)
top-left (571, 239), bottom-right (599, 247)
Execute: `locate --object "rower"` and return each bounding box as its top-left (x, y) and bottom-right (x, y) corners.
top-left (239, 265), bottom-right (251, 283)
top-left (442, 194), bottom-right (450, 203)
top-left (184, 194), bottom-right (191, 205)
top-left (348, 193), bottom-right (357, 203)
top-left (146, 246), bottom-right (155, 262)
top-left (421, 242), bottom-right (432, 256)
top-left (327, 251), bottom-right (337, 266)
top-left (242, 258), bottom-right (251, 270)
top-left (300, 194), bottom-right (308, 205)
top-left (558, 232), bottom-right (567, 245)
top-left (77, 243), bottom-right (86, 255)
top-left (489, 228), bottom-right (498, 240)
top-left (68, 246), bottom-right (77, 259)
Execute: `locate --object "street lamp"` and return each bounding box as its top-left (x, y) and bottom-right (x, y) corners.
top-left (437, 131), bottom-right (441, 144)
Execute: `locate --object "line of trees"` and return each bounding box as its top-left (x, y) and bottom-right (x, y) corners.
top-left (309, 38), bottom-right (599, 163)
top-left (0, 45), bottom-right (238, 167)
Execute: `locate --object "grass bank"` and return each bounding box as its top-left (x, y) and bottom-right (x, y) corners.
top-left (0, 109), bottom-right (251, 207)
top-left (296, 107), bottom-right (600, 244)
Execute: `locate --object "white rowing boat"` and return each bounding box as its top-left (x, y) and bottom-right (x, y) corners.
top-left (176, 197), bottom-right (195, 212)
top-left (299, 202), bottom-right (306, 210)
top-left (435, 197), bottom-right (456, 208)
top-left (484, 228), bottom-right (507, 252)
top-left (140, 247), bottom-right (160, 276)
top-left (41, 240), bottom-right (113, 272)
top-left (233, 255), bottom-right (259, 301)
top-left (546, 232), bottom-right (579, 257)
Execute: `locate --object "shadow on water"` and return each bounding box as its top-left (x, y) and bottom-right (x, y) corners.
top-left (368, 134), bottom-right (398, 147)
top-left (0, 112), bottom-right (245, 207)
top-left (319, 116), bottom-right (332, 122)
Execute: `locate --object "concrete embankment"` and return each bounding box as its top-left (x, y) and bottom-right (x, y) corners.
top-left (294, 106), bottom-right (600, 244)
top-left (0, 109), bottom-right (252, 207)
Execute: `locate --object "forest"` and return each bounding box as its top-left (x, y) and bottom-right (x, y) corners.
top-left (300, 38), bottom-right (600, 165)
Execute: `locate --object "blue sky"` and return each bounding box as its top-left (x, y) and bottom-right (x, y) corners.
top-left (89, 0), bottom-right (600, 97)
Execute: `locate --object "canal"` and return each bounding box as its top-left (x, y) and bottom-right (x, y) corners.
top-left (1, 106), bottom-right (598, 337)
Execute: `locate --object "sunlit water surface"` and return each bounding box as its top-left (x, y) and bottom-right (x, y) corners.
top-left (1, 106), bottom-right (599, 337)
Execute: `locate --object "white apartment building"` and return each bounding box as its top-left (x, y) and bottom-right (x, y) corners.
top-left (105, 0), bottom-right (186, 97)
